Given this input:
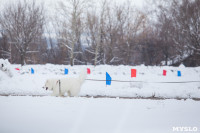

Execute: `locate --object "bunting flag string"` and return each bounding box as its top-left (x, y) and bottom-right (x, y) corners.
top-left (27, 67), bottom-right (191, 84)
top-left (86, 79), bottom-right (200, 84)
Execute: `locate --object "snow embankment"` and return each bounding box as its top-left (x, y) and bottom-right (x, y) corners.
top-left (0, 62), bottom-right (200, 99)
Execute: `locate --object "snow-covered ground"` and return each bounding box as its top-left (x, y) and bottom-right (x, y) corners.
top-left (0, 61), bottom-right (200, 133)
top-left (0, 63), bottom-right (200, 99)
top-left (0, 96), bottom-right (199, 133)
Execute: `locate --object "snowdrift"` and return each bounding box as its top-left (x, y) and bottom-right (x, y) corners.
top-left (0, 62), bottom-right (200, 99)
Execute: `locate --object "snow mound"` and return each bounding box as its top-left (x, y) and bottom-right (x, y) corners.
top-left (179, 63), bottom-right (185, 68)
top-left (0, 64), bottom-right (200, 99)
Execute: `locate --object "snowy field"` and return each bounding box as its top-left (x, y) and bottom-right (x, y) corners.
top-left (0, 96), bottom-right (200, 133)
top-left (0, 63), bottom-right (200, 99)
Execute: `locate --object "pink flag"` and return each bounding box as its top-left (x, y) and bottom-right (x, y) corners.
top-left (87, 68), bottom-right (91, 74)
top-left (15, 68), bottom-right (20, 71)
top-left (163, 70), bottom-right (167, 76)
top-left (131, 69), bottom-right (137, 77)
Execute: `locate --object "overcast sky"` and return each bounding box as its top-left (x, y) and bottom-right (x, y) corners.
top-left (0, 0), bottom-right (145, 9)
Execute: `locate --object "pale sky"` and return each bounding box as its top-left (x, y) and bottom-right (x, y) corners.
top-left (0, 0), bottom-right (145, 10)
top-left (0, 0), bottom-right (146, 22)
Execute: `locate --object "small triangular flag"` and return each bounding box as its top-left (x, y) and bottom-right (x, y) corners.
top-left (106, 72), bottom-right (112, 85)
top-left (87, 68), bottom-right (91, 74)
top-left (177, 71), bottom-right (181, 77)
top-left (31, 68), bottom-right (34, 74)
top-left (163, 70), bottom-right (167, 76)
top-left (15, 68), bottom-right (20, 71)
top-left (64, 68), bottom-right (68, 75)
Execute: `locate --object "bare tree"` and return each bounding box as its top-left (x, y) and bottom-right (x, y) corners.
top-left (0, 31), bottom-right (10, 60)
top-left (104, 1), bottom-right (146, 65)
top-left (154, 0), bottom-right (200, 66)
top-left (171, 0), bottom-right (200, 59)
top-left (0, 0), bottom-right (45, 65)
top-left (57, 0), bottom-right (89, 66)
top-left (85, 0), bottom-right (107, 66)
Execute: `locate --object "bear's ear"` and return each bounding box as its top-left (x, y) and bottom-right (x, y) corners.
top-left (1, 64), bottom-right (3, 67)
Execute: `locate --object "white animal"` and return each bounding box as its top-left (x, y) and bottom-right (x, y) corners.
top-left (44, 70), bottom-right (87, 97)
top-left (44, 79), bottom-right (58, 91)
top-left (0, 59), bottom-right (13, 77)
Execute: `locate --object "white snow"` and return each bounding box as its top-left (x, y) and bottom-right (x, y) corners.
top-left (0, 96), bottom-right (199, 133)
top-left (0, 61), bottom-right (200, 133)
top-left (0, 62), bottom-right (200, 99)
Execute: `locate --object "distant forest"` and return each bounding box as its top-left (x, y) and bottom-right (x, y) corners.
top-left (0, 0), bottom-right (200, 66)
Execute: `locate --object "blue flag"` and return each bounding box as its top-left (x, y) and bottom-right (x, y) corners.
top-left (177, 71), bottom-right (181, 77)
top-left (106, 72), bottom-right (112, 85)
top-left (31, 68), bottom-right (34, 74)
top-left (65, 68), bottom-right (68, 75)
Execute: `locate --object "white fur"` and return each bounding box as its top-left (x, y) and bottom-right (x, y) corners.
top-left (44, 70), bottom-right (87, 97)
top-left (44, 79), bottom-right (58, 91)
top-left (0, 59), bottom-right (13, 77)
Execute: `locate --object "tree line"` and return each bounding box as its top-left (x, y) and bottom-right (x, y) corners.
top-left (0, 0), bottom-right (199, 66)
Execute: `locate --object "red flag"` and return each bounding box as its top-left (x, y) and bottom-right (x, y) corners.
top-left (87, 68), bottom-right (91, 74)
top-left (131, 69), bottom-right (136, 77)
top-left (163, 70), bottom-right (167, 76)
top-left (15, 68), bottom-right (20, 71)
